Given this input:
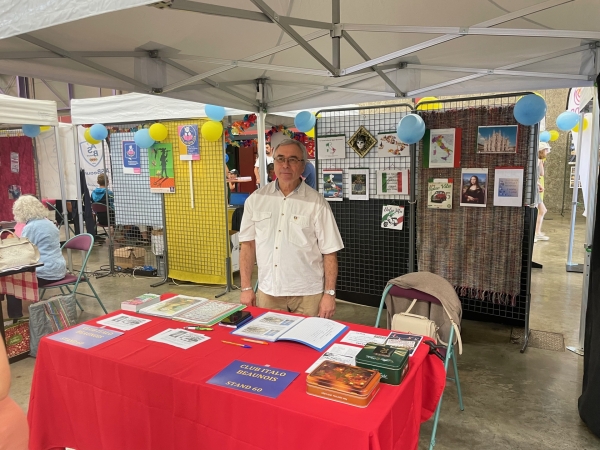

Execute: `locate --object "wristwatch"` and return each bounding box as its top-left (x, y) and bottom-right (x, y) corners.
top-left (324, 289), bottom-right (336, 296)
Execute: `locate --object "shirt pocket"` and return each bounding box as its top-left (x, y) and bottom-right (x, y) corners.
top-left (288, 214), bottom-right (311, 247)
top-left (252, 211), bottom-right (272, 242)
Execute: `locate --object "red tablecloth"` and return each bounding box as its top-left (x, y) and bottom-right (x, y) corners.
top-left (28, 307), bottom-right (445, 450)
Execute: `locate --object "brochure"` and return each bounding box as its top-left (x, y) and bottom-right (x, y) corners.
top-left (147, 328), bottom-right (210, 349)
top-left (232, 312), bottom-right (348, 351)
top-left (305, 343), bottom-right (363, 373)
top-left (340, 331), bottom-right (389, 347)
top-left (47, 324), bottom-right (123, 349)
top-left (96, 314), bottom-right (151, 331)
top-left (384, 332), bottom-right (423, 356)
top-left (172, 301), bottom-right (245, 326)
top-left (139, 295), bottom-right (206, 318)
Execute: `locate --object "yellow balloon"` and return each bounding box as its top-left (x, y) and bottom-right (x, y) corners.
top-left (40, 126), bottom-right (51, 132)
top-left (572, 118), bottom-right (589, 132)
top-left (149, 123), bottom-right (168, 141)
top-left (84, 128), bottom-right (101, 145)
top-left (416, 96), bottom-right (442, 111)
top-left (201, 120), bottom-right (223, 142)
top-left (305, 128), bottom-right (315, 138)
top-left (549, 130), bottom-right (560, 141)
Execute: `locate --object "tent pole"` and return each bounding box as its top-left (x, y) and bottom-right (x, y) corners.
top-left (54, 125), bottom-right (72, 271)
top-left (566, 113), bottom-right (585, 273)
top-left (216, 135), bottom-right (234, 298)
top-left (568, 50), bottom-right (600, 356)
top-left (332, 0), bottom-right (340, 70)
top-left (72, 126), bottom-right (84, 235)
top-left (257, 82), bottom-right (267, 187)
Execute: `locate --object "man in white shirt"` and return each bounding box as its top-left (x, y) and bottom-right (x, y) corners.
top-left (254, 142), bottom-right (273, 187)
top-left (239, 139), bottom-right (344, 318)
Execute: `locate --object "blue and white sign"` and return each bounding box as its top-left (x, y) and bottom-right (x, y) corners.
top-left (122, 141), bottom-right (141, 174)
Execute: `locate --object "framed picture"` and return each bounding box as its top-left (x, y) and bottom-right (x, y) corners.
top-left (322, 169), bottom-right (343, 201)
top-left (348, 126), bottom-right (377, 158)
top-left (375, 132), bottom-right (409, 157)
top-left (348, 168), bottom-right (369, 200)
top-left (422, 128), bottom-right (462, 168)
top-left (376, 169), bottom-right (409, 195)
top-left (317, 135), bottom-right (346, 160)
top-left (477, 125), bottom-right (518, 154)
top-left (493, 167), bottom-right (524, 207)
top-left (427, 179), bottom-right (453, 210)
top-left (460, 168), bottom-right (488, 207)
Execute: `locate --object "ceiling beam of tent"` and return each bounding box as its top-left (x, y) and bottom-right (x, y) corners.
top-left (267, 80), bottom-right (396, 97)
top-left (160, 57), bottom-right (259, 107)
top-left (341, 24), bottom-right (600, 41)
top-left (341, 0), bottom-right (573, 75)
top-left (248, 0), bottom-right (339, 75)
top-left (163, 0), bottom-right (333, 30)
top-left (405, 64), bottom-right (593, 81)
top-left (268, 70), bottom-right (398, 108)
top-left (17, 34), bottom-right (152, 91)
top-left (40, 79), bottom-right (69, 106)
top-left (341, 31), bottom-right (404, 96)
top-left (406, 42), bottom-right (592, 96)
top-left (0, 51), bottom-right (150, 59)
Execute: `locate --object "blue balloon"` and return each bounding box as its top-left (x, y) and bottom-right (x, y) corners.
top-left (225, 154), bottom-right (229, 163)
top-left (556, 111), bottom-right (580, 131)
top-left (134, 129), bottom-right (155, 148)
top-left (205, 105), bottom-right (226, 122)
top-left (294, 111), bottom-right (316, 133)
top-left (513, 94), bottom-right (547, 126)
top-left (90, 123), bottom-right (108, 141)
top-left (22, 124), bottom-right (41, 138)
top-left (539, 131), bottom-right (551, 142)
top-left (396, 114), bottom-right (425, 144)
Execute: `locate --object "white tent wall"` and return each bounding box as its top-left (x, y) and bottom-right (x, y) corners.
top-left (36, 124), bottom-right (78, 199)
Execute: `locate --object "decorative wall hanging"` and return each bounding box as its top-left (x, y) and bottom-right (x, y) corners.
top-left (376, 169), bottom-right (409, 195)
top-left (317, 135), bottom-right (346, 160)
top-left (422, 128), bottom-right (461, 168)
top-left (375, 132), bottom-right (409, 157)
top-left (322, 169), bottom-right (343, 201)
top-left (427, 179), bottom-right (453, 209)
top-left (348, 126), bottom-right (376, 158)
top-left (381, 205), bottom-right (404, 230)
top-left (149, 143), bottom-right (175, 193)
top-left (460, 168), bottom-right (488, 207)
top-left (477, 125), bottom-right (517, 154)
top-left (348, 168), bottom-right (369, 200)
top-left (493, 167), bottom-right (524, 207)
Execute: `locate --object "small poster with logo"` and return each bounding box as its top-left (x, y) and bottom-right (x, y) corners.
top-left (178, 124), bottom-right (200, 160)
top-left (493, 167), bottom-right (524, 207)
top-left (122, 141), bottom-right (141, 174)
top-left (427, 179), bottom-right (453, 209)
top-left (376, 169), bottom-right (409, 195)
top-left (149, 143), bottom-right (175, 193)
top-left (323, 169), bottom-right (343, 201)
top-left (10, 152), bottom-right (19, 173)
top-left (381, 205), bottom-right (404, 230)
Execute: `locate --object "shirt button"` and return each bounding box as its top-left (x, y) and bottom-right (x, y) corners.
top-left (276, 247), bottom-right (278, 249)
top-left (275, 265), bottom-right (277, 267)
top-left (281, 213), bottom-right (284, 216)
top-left (278, 230), bottom-right (281, 232)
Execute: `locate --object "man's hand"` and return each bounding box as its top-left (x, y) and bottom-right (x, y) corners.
top-left (318, 294), bottom-right (336, 319)
top-left (240, 290), bottom-right (256, 307)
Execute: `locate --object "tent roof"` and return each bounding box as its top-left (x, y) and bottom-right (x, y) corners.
top-left (70, 92), bottom-right (251, 124)
top-left (0, 93), bottom-right (59, 126)
top-left (0, 0), bottom-right (598, 112)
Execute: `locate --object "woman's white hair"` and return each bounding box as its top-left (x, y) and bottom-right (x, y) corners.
top-left (13, 195), bottom-right (48, 223)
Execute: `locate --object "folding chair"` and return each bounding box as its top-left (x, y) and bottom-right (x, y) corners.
top-left (376, 284), bottom-right (464, 450)
top-left (91, 202), bottom-right (114, 238)
top-left (39, 233), bottom-right (107, 314)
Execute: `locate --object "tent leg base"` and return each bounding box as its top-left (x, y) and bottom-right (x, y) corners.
top-left (566, 346), bottom-right (584, 356)
top-left (566, 263), bottom-right (584, 273)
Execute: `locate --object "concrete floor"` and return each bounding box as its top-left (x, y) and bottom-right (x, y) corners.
top-left (6, 213), bottom-right (600, 449)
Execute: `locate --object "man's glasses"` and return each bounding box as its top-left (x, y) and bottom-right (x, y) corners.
top-left (274, 156), bottom-right (304, 166)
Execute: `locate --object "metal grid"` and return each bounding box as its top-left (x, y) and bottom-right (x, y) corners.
top-left (416, 93), bottom-right (538, 325)
top-left (315, 104), bottom-right (414, 305)
top-left (107, 126), bottom-right (165, 272)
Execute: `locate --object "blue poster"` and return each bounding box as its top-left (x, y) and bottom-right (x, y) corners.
top-left (47, 324), bottom-right (123, 349)
top-left (178, 125), bottom-right (200, 160)
top-left (207, 360), bottom-right (299, 398)
top-left (122, 141), bottom-right (141, 174)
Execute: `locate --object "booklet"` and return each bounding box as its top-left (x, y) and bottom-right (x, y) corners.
top-left (305, 343), bottom-right (363, 373)
top-left (384, 332), bottom-right (423, 356)
top-left (47, 324), bottom-right (123, 349)
top-left (139, 295), bottom-right (206, 318)
top-left (140, 295), bottom-right (244, 325)
top-left (340, 330), bottom-right (390, 347)
top-left (232, 312), bottom-right (348, 351)
top-left (147, 328), bottom-right (210, 349)
top-left (96, 314), bottom-right (151, 331)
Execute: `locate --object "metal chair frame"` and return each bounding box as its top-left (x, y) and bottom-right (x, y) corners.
top-left (376, 284), bottom-right (464, 450)
top-left (39, 233), bottom-right (107, 314)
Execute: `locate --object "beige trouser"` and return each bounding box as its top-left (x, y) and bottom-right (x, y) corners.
top-left (256, 289), bottom-right (323, 317)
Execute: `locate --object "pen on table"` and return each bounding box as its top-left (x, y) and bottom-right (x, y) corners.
top-left (219, 324), bottom-right (236, 329)
top-left (222, 340), bottom-right (252, 349)
top-left (241, 338), bottom-right (268, 345)
top-left (185, 327), bottom-right (213, 331)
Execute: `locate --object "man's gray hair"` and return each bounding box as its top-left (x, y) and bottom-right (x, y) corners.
top-left (274, 138), bottom-right (308, 162)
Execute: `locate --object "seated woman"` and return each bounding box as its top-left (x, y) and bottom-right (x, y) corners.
top-left (6, 195), bottom-right (67, 319)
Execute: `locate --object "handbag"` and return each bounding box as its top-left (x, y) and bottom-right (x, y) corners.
top-left (0, 230), bottom-right (40, 271)
top-left (391, 298), bottom-right (463, 354)
top-left (28, 293), bottom-right (78, 357)
top-left (4, 319), bottom-right (30, 358)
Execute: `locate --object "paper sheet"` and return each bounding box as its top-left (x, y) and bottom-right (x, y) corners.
top-left (305, 344), bottom-right (363, 373)
top-left (147, 328), bottom-right (210, 349)
top-left (340, 331), bottom-right (390, 346)
top-left (96, 314), bottom-right (151, 331)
